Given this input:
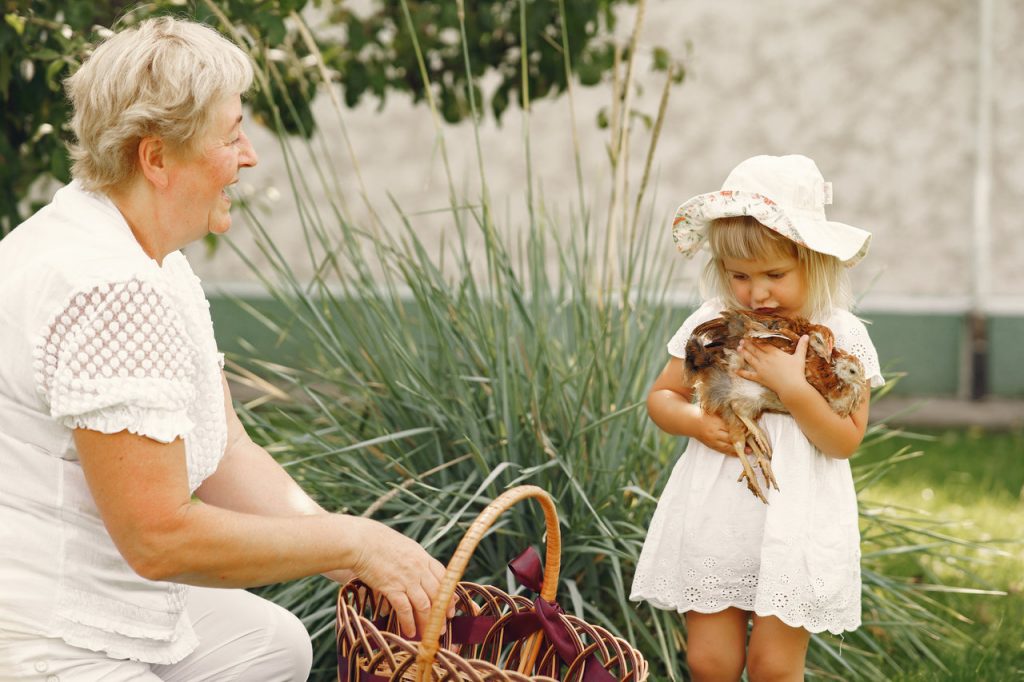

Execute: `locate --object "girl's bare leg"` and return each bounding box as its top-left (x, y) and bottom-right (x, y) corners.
top-left (746, 614), bottom-right (810, 682)
top-left (684, 608), bottom-right (749, 682)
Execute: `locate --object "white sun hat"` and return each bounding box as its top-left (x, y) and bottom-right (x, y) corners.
top-left (671, 154), bottom-right (872, 267)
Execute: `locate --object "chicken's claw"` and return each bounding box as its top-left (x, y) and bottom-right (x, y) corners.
top-left (738, 415), bottom-right (772, 457)
top-left (746, 434), bottom-right (780, 492)
top-left (733, 440), bottom-right (768, 504)
top-left (737, 415), bottom-right (779, 493)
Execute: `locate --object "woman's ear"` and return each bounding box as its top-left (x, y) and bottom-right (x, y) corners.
top-left (137, 136), bottom-right (169, 189)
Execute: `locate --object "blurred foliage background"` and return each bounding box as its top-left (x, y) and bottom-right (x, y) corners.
top-left (1, 0), bottom-right (682, 234)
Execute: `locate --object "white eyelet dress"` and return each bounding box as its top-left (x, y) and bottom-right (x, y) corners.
top-left (0, 181), bottom-right (227, 663)
top-left (629, 298), bottom-right (884, 634)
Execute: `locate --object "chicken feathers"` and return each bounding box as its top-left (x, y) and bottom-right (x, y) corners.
top-left (684, 309), bottom-right (866, 503)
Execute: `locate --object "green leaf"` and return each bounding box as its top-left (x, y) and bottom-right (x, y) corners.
top-left (45, 58), bottom-right (66, 92)
top-left (49, 146), bottom-right (71, 183)
top-left (490, 83), bottom-right (509, 121)
top-left (652, 45), bottom-right (669, 71)
top-left (30, 49), bottom-right (61, 61)
top-left (279, 0), bottom-right (307, 13)
top-left (202, 231), bottom-right (220, 256)
top-left (260, 15), bottom-right (287, 46)
top-left (4, 13), bottom-right (26, 36)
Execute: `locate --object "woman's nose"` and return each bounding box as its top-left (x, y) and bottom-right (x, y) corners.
top-left (239, 130), bottom-right (259, 168)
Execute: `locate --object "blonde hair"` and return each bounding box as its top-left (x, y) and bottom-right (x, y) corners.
top-left (65, 16), bottom-right (254, 194)
top-left (699, 215), bottom-right (852, 319)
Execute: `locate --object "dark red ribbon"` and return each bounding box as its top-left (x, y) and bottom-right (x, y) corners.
top-left (338, 547), bottom-right (615, 681)
top-left (506, 547), bottom-right (616, 682)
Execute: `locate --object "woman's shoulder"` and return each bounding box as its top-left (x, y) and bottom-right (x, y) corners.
top-left (1, 187), bottom-right (174, 334)
top-left (28, 185), bottom-right (162, 283)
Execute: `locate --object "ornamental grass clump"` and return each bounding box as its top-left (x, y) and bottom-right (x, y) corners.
top-left (213, 2), bottom-right (992, 678)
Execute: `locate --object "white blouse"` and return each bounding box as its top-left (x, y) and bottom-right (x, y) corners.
top-left (0, 181), bottom-right (227, 663)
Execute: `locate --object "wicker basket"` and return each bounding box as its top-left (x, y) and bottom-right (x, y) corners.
top-left (336, 485), bottom-right (648, 681)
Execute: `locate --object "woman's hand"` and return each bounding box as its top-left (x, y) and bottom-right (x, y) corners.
top-left (736, 334), bottom-right (810, 397)
top-left (322, 568), bottom-right (356, 585)
top-left (350, 522), bottom-right (451, 638)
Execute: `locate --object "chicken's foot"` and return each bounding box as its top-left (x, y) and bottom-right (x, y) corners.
top-left (737, 415), bottom-right (779, 492)
top-left (733, 439), bottom-right (768, 504)
top-left (746, 435), bottom-right (779, 492)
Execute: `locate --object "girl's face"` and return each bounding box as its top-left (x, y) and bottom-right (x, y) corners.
top-left (722, 254), bottom-right (808, 319)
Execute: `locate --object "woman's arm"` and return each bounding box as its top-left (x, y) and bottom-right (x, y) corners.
top-left (195, 375), bottom-right (325, 515)
top-left (192, 373), bottom-right (353, 583)
top-left (646, 357), bottom-right (740, 456)
top-left (73, 374), bottom-right (445, 637)
top-left (737, 336), bottom-right (869, 458)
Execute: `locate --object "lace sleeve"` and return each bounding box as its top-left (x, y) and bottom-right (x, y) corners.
top-left (666, 298), bottom-right (726, 358)
top-left (832, 311), bottom-right (885, 388)
top-left (32, 279), bottom-right (198, 443)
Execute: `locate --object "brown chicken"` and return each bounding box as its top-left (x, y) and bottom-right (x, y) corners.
top-left (684, 309), bottom-right (867, 503)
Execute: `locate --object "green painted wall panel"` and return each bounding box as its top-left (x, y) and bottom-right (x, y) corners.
top-left (208, 296), bottom-right (306, 363)
top-left (989, 316), bottom-right (1024, 397)
top-left (656, 308), bottom-right (964, 397)
top-left (207, 296), bottom-right (1020, 399)
top-left (857, 312), bottom-right (963, 396)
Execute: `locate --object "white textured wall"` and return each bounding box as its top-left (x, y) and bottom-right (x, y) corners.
top-left (991, 0), bottom-right (1024, 299)
top-left (187, 0), bottom-right (1024, 312)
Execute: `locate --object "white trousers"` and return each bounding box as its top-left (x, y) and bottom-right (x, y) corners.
top-left (0, 586), bottom-right (313, 681)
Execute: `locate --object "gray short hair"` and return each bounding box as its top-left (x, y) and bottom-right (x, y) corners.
top-left (65, 16), bottom-right (254, 193)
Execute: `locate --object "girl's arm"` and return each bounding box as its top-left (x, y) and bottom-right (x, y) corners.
top-left (737, 336), bottom-right (869, 459)
top-left (646, 357), bottom-right (740, 456)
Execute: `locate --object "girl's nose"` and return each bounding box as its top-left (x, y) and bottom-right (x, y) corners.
top-left (751, 283), bottom-right (770, 303)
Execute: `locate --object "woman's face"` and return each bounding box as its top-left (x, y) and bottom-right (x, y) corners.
top-left (170, 94), bottom-right (258, 238)
top-left (722, 253), bottom-right (809, 319)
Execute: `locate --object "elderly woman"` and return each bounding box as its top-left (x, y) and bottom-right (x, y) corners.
top-left (0, 16), bottom-right (447, 681)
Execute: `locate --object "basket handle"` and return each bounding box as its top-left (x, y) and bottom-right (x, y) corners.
top-left (414, 485), bottom-right (561, 681)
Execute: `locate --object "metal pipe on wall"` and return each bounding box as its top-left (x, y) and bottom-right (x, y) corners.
top-left (967, 0), bottom-right (994, 400)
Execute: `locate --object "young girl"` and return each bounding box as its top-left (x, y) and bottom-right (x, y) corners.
top-left (630, 155), bottom-right (884, 681)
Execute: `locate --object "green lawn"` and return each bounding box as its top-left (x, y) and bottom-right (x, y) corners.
top-left (856, 427), bottom-right (1024, 680)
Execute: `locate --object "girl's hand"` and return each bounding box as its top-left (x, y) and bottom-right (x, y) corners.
top-left (695, 411), bottom-right (740, 457)
top-left (737, 334), bottom-right (810, 397)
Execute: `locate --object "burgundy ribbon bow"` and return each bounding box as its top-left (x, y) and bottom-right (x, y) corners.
top-left (338, 547), bottom-right (615, 681)
top-left (507, 546), bottom-right (615, 682)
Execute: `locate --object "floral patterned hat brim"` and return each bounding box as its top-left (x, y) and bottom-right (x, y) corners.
top-left (671, 190), bottom-right (871, 267)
